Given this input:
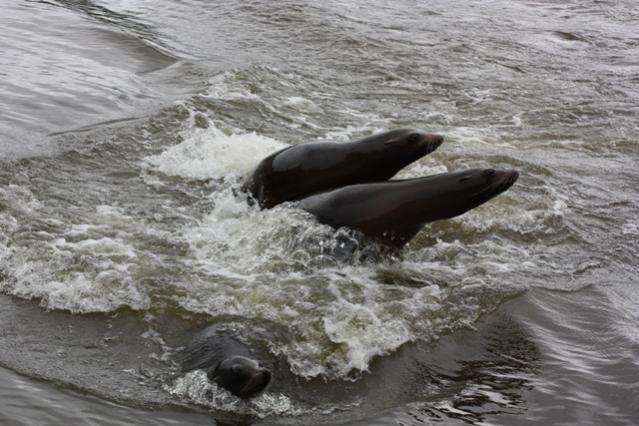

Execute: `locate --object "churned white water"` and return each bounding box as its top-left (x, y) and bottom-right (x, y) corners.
top-left (1, 0), bottom-right (638, 424)
top-left (167, 370), bottom-right (336, 417)
top-left (145, 124), bottom-right (286, 181)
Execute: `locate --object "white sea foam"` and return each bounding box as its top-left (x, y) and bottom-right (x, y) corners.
top-left (5, 233), bottom-right (150, 313)
top-left (140, 120), bottom-right (558, 378)
top-left (144, 125), bottom-right (286, 181)
top-left (322, 298), bottom-right (412, 373)
top-left (173, 224), bottom-right (454, 379)
top-left (0, 115), bottom-right (561, 381)
top-left (395, 159), bottom-right (449, 180)
top-left (323, 123), bottom-right (387, 143)
top-left (621, 222), bottom-right (638, 235)
top-left (205, 72), bottom-right (263, 102)
top-left (0, 198), bottom-right (152, 313)
top-left (284, 96), bottom-right (320, 111)
top-left (167, 370), bottom-right (328, 417)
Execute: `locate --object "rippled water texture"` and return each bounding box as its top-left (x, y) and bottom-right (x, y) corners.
top-left (1, 0), bottom-right (638, 424)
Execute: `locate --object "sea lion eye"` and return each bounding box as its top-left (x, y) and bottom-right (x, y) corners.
top-left (460, 176), bottom-right (471, 182)
top-left (408, 133), bottom-right (421, 144)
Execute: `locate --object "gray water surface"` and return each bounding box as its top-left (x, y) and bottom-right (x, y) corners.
top-left (1, 0), bottom-right (638, 424)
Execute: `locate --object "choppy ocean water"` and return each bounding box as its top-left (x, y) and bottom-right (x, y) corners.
top-left (0, 0), bottom-right (637, 424)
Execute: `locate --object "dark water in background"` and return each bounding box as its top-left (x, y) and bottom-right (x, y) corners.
top-left (1, 0), bottom-right (638, 424)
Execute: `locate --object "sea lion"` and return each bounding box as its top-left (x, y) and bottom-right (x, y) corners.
top-left (245, 129), bottom-right (444, 208)
top-left (180, 325), bottom-right (271, 398)
top-left (300, 168), bottom-right (519, 247)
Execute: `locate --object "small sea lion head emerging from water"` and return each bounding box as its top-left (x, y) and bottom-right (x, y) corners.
top-left (211, 355), bottom-right (272, 398)
top-left (180, 324), bottom-right (272, 399)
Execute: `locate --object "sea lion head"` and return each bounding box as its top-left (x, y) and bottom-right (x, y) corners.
top-left (459, 168), bottom-right (519, 198)
top-left (210, 356), bottom-right (272, 398)
top-left (375, 128), bottom-right (444, 171)
top-left (436, 168), bottom-right (519, 215)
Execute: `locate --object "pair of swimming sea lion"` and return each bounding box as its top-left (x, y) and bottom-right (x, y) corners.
top-left (245, 128), bottom-right (519, 246)
top-left (180, 129), bottom-right (519, 398)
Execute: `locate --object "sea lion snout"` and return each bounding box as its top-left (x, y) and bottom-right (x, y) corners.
top-left (235, 364), bottom-right (272, 398)
top-left (493, 170), bottom-right (519, 185)
top-left (418, 133), bottom-right (444, 148)
top-left (505, 170), bottom-right (519, 182)
top-left (417, 133), bottom-right (444, 154)
top-left (213, 355), bottom-right (273, 398)
top-left (502, 170), bottom-right (519, 187)
top-left (430, 134), bottom-right (444, 146)
top-left (490, 170), bottom-right (519, 193)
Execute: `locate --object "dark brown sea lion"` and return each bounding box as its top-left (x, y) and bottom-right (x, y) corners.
top-left (244, 129), bottom-right (444, 208)
top-left (180, 325), bottom-right (271, 398)
top-left (300, 169), bottom-right (519, 247)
